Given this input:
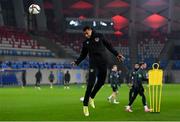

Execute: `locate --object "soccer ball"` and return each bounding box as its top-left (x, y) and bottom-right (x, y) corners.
top-left (80, 97), bottom-right (84, 102)
top-left (29, 4), bottom-right (41, 15)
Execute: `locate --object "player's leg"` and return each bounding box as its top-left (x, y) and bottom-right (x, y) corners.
top-left (115, 86), bottom-right (120, 103)
top-left (126, 89), bottom-right (138, 112)
top-left (90, 65), bottom-right (107, 107)
top-left (64, 81), bottom-right (66, 89)
top-left (64, 81), bottom-right (67, 89)
top-left (112, 85), bottom-right (119, 104)
top-left (67, 81), bottom-right (70, 89)
top-left (113, 93), bottom-right (119, 104)
top-left (108, 86), bottom-right (115, 103)
top-left (50, 80), bottom-right (53, 88)
top-left (129, 87), bottom-right (134, 102)
top-left (24, 80), bottom-right (26, 87)
top-left (37, 80), bottom-right (41, 90)
top-left (35, 80), bottom-right (38, 88)
top-left (139, 87), bottom-right (151, 112)
top-left (22, 81), bottom-right (25, 88)
top-left (108, 93), bottom-right (113, 102)
top-left (83, 67), bottom-right (96, 116)
top-left (22, 80), bottom-right (26, 87)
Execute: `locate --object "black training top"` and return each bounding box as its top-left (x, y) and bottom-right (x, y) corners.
top-left (109, 71), bottom-right (121, 86)
top-left (75, 31), bottom-right (119, 66)
top-left (132, 68), bottom-right (148, 88)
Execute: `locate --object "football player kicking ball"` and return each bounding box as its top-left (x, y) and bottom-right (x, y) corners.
top-left (71, 26), bottom-right (124, 116)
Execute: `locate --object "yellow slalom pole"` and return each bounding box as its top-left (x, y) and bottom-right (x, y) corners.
top-left (148, 63), bottom-right (163, 113)
top-left (156, 85), bottom-right (158, 112)
top-left (149, 85), bottom-right (152, 111)
top-left (152, 85), bottom-right (154, 112)
top-left (159, 85), bottom-right (162, 112)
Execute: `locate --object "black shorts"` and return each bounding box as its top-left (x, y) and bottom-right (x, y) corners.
top-left (133, 85), bottom-right (144, 95)
top-left (50, 80), bottom-right (54, 83)
top-left (111, 84), bottom-right (118, 92)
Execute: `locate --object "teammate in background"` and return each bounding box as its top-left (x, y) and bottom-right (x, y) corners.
top-left (107, 65), bottom-right (121, 104)
top-left (125, 62), bottom-right (152, 112)
top-left (35, 69), bottom-right (42, 90)
top-left (22, 70), bottom-right (27, 88)
top-left (49, 71), bottom-right (55, 89)
top-left (64, 70), bottom-right (71, 89)
top-left (71, 26), bottom-right (124, 116)
top-left (128, 63), bottom-right (140, 102)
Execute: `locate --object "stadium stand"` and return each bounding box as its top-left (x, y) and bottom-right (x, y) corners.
top-left (0, 60), bottom-right (89, 70)
top-left (172, 60), bottom-right (180, 70)
top-left (0, 26), bottom-right (55, 57)
top-left (137, 32), bottom-right (168, 69)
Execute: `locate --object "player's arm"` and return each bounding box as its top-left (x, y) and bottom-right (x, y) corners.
top-left (142, 71), bottom-right (148, 82)
top-left (69, 74), bottom-right (71, 80)
top-left (101, 34), bottom-right (125, 62)
top-left (71, 42), bottom-right (88, 66)
top-left (48, 75), bottom-right (50, 81)
top-left (109, 72), bottom-right (113, 84)
top-left (127, 72), bottom-right (133, 87)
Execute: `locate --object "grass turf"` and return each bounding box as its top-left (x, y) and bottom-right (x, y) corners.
top-left (0, 84), bottom-right (180, 121)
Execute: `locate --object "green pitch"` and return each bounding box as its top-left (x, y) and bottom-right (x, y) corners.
top-left (0, 84), bottom-right (180, 121)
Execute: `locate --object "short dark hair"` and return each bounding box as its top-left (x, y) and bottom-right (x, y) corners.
top-left (135, 62), bottom-right (139, 65)
top-left (83, 26), bottom-right (92, 32)
top-left (139, 62), bottom-right (145, 66)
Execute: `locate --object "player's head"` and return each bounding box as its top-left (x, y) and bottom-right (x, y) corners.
top-left (112, 65), bottom-right (118, 71)
top-left (83, 26), bottom-right (92, 39)
top-left (139, 62), bottom-right (147, 69)
top-left (134, 62), bottom-right (139, 70)
top-left (142, 63), bottom-right (147, 69)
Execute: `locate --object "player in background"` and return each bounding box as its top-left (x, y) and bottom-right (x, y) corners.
top-left (128, 63), bottom-right (140, 102)
top-left (22, 70), bottom-right (27, 88)
top-left (64, 70), bottom-right (71, 89)
top-left (125, 62), bottom-right (152, 112)
top-left (35, 69), bottom-right (42, 90)
top-left (49, 71), bottom-right (55, 89)
top-left (107, 65), bottom-right (121, 104)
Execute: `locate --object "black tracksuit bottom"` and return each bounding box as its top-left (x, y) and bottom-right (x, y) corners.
top-left (35, 80), bottom-right (40, 87)
top-left (83, 64), bottom-right (107, 106)
top-left (128, 85), bottom-right (147, 106)
top-left (129, 87), bottom-right (134, 102)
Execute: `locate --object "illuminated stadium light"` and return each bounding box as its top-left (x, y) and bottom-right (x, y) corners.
top-left (100, 21), bottom-right (107, 26)
top-left (69, 20), bottom-right (79, 26)
top-left (93, 21), bottom-right (96, 27)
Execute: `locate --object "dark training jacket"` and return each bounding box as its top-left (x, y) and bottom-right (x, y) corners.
top-left (64, 73), bottom-right (70, 82)
top-left (109, 71), bottom-right (121, 86)
top-left (35, 71), bottom-right (42, 82)
top-left (75, 32), bottom-right (119, 66)
top-left (132, 68), bottom-right (148, 88)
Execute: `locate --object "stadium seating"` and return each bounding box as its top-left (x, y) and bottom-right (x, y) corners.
top-left (0, 60), bottom-right (89, 70)
top-left (0, 26), bottom-right (55, 57)
top-left (138, 38), bottom-right (165, 60)
top-left (172, 60), bottom-right (180, 70)
top-left (41, 32), bottom-right (131, 68)
top-left (137, 32), bottom-right (168, 69)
